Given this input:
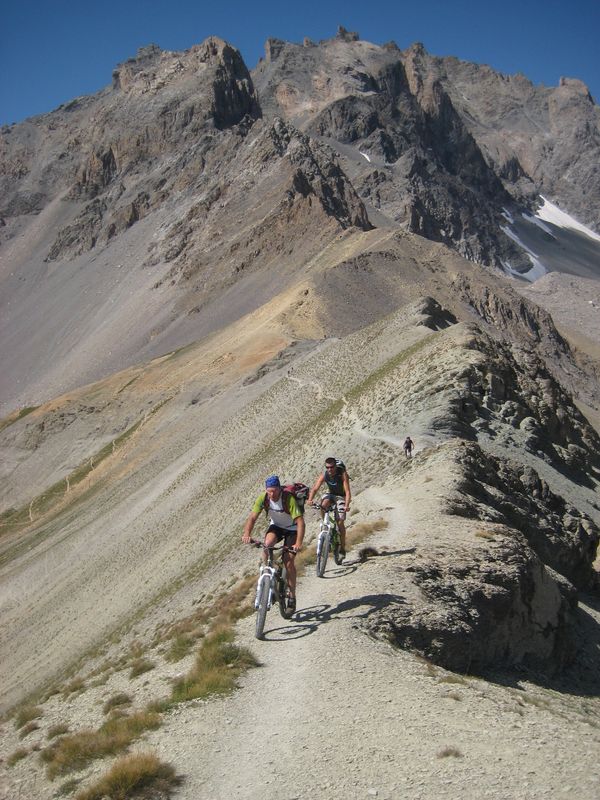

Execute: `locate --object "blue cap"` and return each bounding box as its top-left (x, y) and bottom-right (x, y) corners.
top-left (265, 475), bottom-right (281, 488)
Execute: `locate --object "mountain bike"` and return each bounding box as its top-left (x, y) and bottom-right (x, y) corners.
top-left (249, 539), bottom-right (295, 639)
top-left (313, 501), bottom-right (343, 577)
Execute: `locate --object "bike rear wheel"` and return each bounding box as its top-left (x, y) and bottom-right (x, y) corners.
top-left (277, 570), bottom-right (293, 620)
top-left (332, 525), bottom-right (344, 564)
top-left (333, 538), bottom-right (343, 565)
top-left (316, 531), bottom-right (330, 577)
top-left (255, 577), bottom-right (271, 639)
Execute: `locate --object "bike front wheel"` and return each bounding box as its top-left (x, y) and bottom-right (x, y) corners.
top-left (255, 577), bottom-right (271, 639)
top-left (316, 532), bottom-right (330, 577)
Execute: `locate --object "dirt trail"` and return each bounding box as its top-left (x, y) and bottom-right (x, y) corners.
top-left (145, 489), bottom-right (600, 800)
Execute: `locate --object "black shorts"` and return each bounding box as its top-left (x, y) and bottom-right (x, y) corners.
top-left (266, 524), bottom-right (298, 548)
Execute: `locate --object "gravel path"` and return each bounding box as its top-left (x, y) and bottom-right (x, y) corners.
top-left (146, 492), bottom-right (600, 800)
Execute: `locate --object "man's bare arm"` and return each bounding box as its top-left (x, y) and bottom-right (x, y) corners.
top-left (343, 473), bottom-right (351, 510)
top-left (307, 474), bottom-right (325, 504)
top-left (293, 516), bottom-right (305, 549)
top-left (242, 510), bottom-right (260, 543)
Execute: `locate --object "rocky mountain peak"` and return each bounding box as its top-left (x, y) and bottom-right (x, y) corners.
top-left (264, 37), bottom-right (286, 62)
top-left (558, 75), bottom-right (595, 102)
top-left (336, 25), bottom-right (360, 42)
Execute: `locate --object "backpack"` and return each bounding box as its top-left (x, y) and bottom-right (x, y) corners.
top-left (332, 459), bottom-right (351, 480)
top-left (262, 483), bottom-right (309, 516)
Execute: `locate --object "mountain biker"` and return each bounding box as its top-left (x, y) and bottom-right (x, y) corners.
top-left (403, 436), bottom-right (414, 458)
top-left (307, 457), bottom-right (351, 560)
top-left (242, 475), bottom-right (305, 611)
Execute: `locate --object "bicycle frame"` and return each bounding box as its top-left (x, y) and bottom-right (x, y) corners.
top-left (315, 503), bottom-right (341, 577)
top-left (255, 549), bottom-right (280, 610)
top-left (250, 539), bottom-right (293, 638)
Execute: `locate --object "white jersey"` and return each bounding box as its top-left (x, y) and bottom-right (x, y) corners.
top-left (266, 495), bottom-right (296, 531)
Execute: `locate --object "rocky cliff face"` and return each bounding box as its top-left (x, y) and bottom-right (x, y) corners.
top-left (414, 48), bottom-right (600, 231)
top-left (4, 30), bottom-right (599, 278)
top-left (252, 32), bottom-right (529, 270)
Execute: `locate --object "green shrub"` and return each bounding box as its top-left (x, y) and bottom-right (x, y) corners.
top-left (102, 693), bottom-right (132, 715)
top-left (7, 748), bottom-right (28, 766)
top-left (48, 723), bottom-right (70, 740)
top-left (74, 752), bottom-right (179, 800)
top-left (171, 627), bottom-right (258, 703)
top-left (129, 658), bottom-right (155, 678)
top-left (42, 711), bottom-right (161, 778)
top-left (14, 705), bottom-right (42, 729)
top-left (18, 721), bottom-right (39, 739)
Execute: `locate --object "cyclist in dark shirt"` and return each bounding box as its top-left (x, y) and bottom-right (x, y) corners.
top-left (307, 457), bottom-right (351, 559)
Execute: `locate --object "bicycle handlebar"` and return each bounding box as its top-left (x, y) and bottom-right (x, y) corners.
top-left (248, 538), bottom-right (297, 553)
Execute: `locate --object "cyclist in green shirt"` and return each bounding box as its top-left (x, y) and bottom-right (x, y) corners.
top-left (242, 475), bottom-right (305, 611)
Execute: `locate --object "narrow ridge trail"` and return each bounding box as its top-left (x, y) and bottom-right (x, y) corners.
top-left (146, 489), bottom-right (600, 800)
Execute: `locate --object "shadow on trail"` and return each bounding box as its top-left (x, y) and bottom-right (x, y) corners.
top-left (354, 547), bottom-right (417, 564)
top-left (258, 595), bottom-right (406, 641)
top-left (261, 622), bottom-right (318, 641)
top-left (295, 593), bottom-right (406, 629)
top-left (318, 563), bottom-right (358, 579)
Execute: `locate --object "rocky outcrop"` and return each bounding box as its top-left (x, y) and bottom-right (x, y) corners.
top-left (406, 45), bottom-right (600, 232)
top-left (4, 32), bottom-right (598, 272)
top-left (3, 38), bottom-right (261, 262)
top-left (446, 444), bottom-right (599, 590)
top-left (450, 275), bottom-right (569, 351)
top-left (417, 324), bottom-right (600, 485)
top-left (477, 342), bottom-right (599, 484)
top-left (148, 116), bottom-right (371, 289)
top-left (273, 119), bottom-right (372, 230)
top-left (362, 441), bottom-right (598, 673)
top-left (380, 536), bottom-right (576, 674)
top-left (301, 42), bottom-right (524, 269)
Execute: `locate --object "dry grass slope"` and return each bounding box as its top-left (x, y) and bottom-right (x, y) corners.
top-left (74, 751), bottom-right (180, 800)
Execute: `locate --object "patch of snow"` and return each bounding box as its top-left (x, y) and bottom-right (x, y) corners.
top-left (522, 255), bottom-right (548, 282)
top-left (501, 225), bottom-right (548, 282)
top-left (359, 151), bottom-right (372, 163)
top-left (503, 256), bottom-right (547, 283)
top-left (501, 208), bottom-right (514, 224)
top-left (537, 196), bottom-right (600, 243)
top-left (521, 211), bottom-right (555, 238)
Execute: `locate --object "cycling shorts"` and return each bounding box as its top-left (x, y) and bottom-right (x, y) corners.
top-left (321, 493), bottom-right (346, 521)
top-left (266, 524), bottom-right (298, 549)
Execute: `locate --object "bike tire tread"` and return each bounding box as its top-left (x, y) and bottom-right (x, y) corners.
top-left (255, 578), bottom-right (270, 639)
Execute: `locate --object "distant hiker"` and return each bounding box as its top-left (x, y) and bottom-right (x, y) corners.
top-left (242, 475), bottom-right (305, 611)
top-left (307, 457), bottom-right (351, 560)
top-left (403, 436), bottom-right (414, 458)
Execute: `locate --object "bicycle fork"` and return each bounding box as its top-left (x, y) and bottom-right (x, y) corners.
top-left (317, 521), bottom-right (332, 555)
top-left (255, 566), bottom-right (275, 609)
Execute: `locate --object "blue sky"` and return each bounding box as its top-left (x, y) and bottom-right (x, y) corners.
top-left (1, 0), bottom-right (598, 125)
